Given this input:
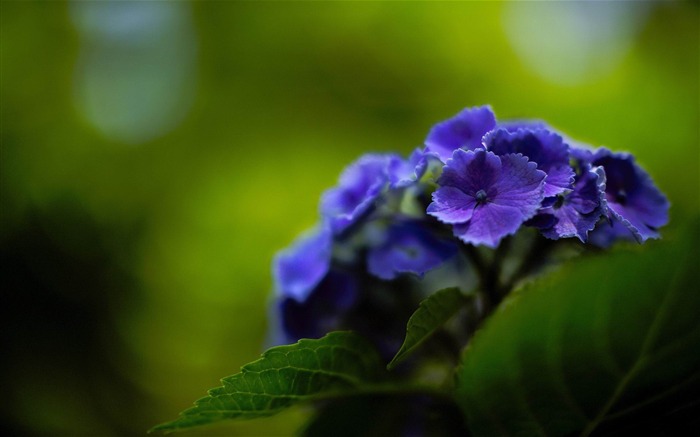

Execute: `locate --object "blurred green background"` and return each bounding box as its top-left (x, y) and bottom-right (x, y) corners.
top-left (1, 1), bottom-right (698, 435)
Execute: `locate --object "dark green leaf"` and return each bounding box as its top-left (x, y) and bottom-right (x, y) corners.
top-left (388, 287), bottom-right (470, 370)
top-left (150, 331), bottom-right (384, 433)
top-left (302, 392), bottom-right (469, 437)
top-left (456, 221), bottom-right (700, 436)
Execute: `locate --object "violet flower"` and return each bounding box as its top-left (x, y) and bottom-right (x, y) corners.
top-left (320, 154), bottom-right (396, 235)
top-left (427, 149), bottom-right (546, 248)
top-left (485, 128), bottom-right (575, 197)
top-left (528, 165), bottom-right (607, 242)
top-left (424, 106), bottom-right (497, 162)
top-left (590, 148), bottom-right (670, 242)
top-left (367, 220), bottom-right (457, 280)
top-left (273, 225), bottom-right (332, 303)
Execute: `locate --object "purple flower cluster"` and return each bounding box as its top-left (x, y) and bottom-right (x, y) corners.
top-left (424, 106), bottom-right (668, 247)
top-left (272, 152), bottom-right (458, 351)
top-left (271, 105), bottom-right (669, 348)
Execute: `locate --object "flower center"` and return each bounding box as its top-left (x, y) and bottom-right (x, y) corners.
top-left (400, 246), bottom-right (420, 259)
top-left (615, 189), bottom-right (627, 205)
top-left (553, 194), bottom-right (566, 210)
top-left (475, 189), bottom-right (488, 204)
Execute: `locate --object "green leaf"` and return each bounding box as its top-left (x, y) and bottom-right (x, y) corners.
top-left (388, 287), bottom-right (470, 370)
top-left (456, 221), bottom-right (700, 436)
top-left (302, 391), bottom-right (469, 437)
top-left (150, 331), bottom-right (384, 433)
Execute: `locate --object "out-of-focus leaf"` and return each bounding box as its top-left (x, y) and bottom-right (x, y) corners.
top-left (150, 332), bottom-right (384, 433)
top-left (388, 287), bottom-right (470, 370)
top-left (456, 219), bottom-right (700, 436)
top-left (302, 392), bottom-right (469, 437)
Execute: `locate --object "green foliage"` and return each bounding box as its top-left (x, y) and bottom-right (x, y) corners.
top-left (388, 287), bottom-right (471, 370)
top-left (150, 222), bottom-right (700, 435)
top-left (302, 393), bottom-right (468, 437)
top-left (456, 223), bottom-right (700, 436)
top-left (150, 332), bottom-right (385, 433)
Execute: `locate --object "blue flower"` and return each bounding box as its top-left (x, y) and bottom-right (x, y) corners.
top-left (367, 220), bottom-right (457, 280)
top-left (273, 225), bottom-right (332, 303)
top-left (320, 154), bottom-right (393, 235)
top-left (388, 148), bottom-right (433, 189)
top-left (427, 149), bottom-right (546, 248)
top-left (528, 165), bottom-right (607, 242)
top-left (424, 106), bottom-right (497, 162)
top-left (590, 148), bottom-right (670, 242)
top-left (485, 128), bottom-right (575, 197)
top-left (588, 216), bottom-right (637, 248)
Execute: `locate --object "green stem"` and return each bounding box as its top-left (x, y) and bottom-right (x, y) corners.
top-left (460, 242), bottom-right (506, 312)
top-left (503, 236), bottom-right (555, 291)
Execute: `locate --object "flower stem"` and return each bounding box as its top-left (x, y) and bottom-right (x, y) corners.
top-left (503, 236), bottom-right (555, 291)
top-left (461, 242), bottom-right (509, 312)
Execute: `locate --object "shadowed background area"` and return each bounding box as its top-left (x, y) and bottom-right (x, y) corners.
top-left (1, 1), bottom-right (698, 435)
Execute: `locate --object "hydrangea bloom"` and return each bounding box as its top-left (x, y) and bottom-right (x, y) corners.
top-left (161, 105), bottom-right (678, 437)
top-left (589, 148), bottom-right (670, 242)
top-left (388, 148), bottom-right (431, 188)
top-left (588, 216), bottom-right (637, 248)
top-left (528, 165), bottom-right (607, 242)
top-left (270, 104), bottom-right (669, 354)
top-left (484, 128), bottom-right (575, 197)
top-left (427, 149), bottom-right (546, 248)
top-left (320, 154), bottom-right (393, 235)
top-left (424, 105), bottom-right (496, 162)
top-left (273, 225), bottom-right (332, 302)
top-left (367, 220), bottom-right (457, 280)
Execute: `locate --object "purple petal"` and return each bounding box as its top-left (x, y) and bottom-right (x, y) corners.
top-left (438, 147), bottom-right (502, 194)
top-left (388, 148), bottom-right (429, 188)
top-left (542, 206), bottom-right (601, 242)
top-left (531, 166), bottom-right (606, 242)
top-left (320, 154), bottom-right (391, 234)
top-left (453, 203), bottom-right (527, 248)
top-left (592, 148), bottom-right (669, 242)
top-left (433, 151), bottom-right (545, 247)
top-left (367, 221), bottom-right (457, 280)
top-left (424, 106), bottom-right (497, 162)
top-left (273, 225), bottom-right (332, 302)
top-left (569, 143), bottom-right (595, 164)
top-left (588, 216), bottom-right (637, 248)
top-left (490, 153), bottom-right (546, 218)
top-left (427, 149), bottom-right (505, 224)
top-left (568, 165), bottom-right (606, 215)
top-left (427, 187), bottom-right (477, 224)
top-left (541, 165), bottom-right (577, 197)
top-left (485, 128), bottom-right (575, 196)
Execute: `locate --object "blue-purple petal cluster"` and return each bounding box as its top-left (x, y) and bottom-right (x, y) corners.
top-left (424, 106), bottom-right (496, 162)
top-left (273, 225), bottom-right (332, 302)
top-left (273, 146), bottom-right (459, 350)
top-left (367, 220), bottom-right (457, 280)
top-left (528, 165), bottom-right (607, 242)
top-left (589, 148), bottom-right (669, 243)
top-left (422, 106), bottom-right (667, 245)
top-left (270, 104), bottom-right (669, 352)
top-left (484, 128), bottom-right (575, 197)
top-left (320, 154), bottom-right (394, 235)
top-left (428, 149), bottom-right (546, 248)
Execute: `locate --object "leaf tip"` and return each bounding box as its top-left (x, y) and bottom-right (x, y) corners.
top-left (386, 352), bottom-right (406, 371)
top-left (147, 423), bottom-right (173, 435)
